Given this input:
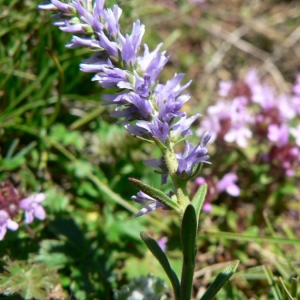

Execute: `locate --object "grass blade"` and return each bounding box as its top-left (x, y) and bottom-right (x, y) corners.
top-left (200, 260), bottom-right (239, 300)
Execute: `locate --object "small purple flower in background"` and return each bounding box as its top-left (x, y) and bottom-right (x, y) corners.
top-left (197, 96), bottom-right (252, 148)
top-left (0, 180), bottom-right (47, 240)
top-left (0, 210), bottom-right (19, 240)
top-left (19, 193), bottom-right (46, 224)
top-left (224, 124), bottom-right (252, 148)
top-left (195, 173), bottom-right (240, 213)
top-left (267, 124), bottom-right (289, 147)
top-left (216, 173), bottom-right (240, 197)
top-left (157, 236), bottom-right (168, 252)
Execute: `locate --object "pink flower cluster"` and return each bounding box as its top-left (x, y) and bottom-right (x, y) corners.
top-left (195, 70), bottom-right (300, 212)
top-left (0, 181), bottom-right (46, 240)
top-left (197, 69), bottom-right (300, 177)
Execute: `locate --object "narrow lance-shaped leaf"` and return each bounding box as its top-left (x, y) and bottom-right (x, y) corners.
top-left (191, 183), bottom-right (207, 228)
top-left (180, 204), bottom-right (197, 300)
top-left (200, 260), bottom-right (240, 300)
top-left (140, 232), bottom-right (180, 300)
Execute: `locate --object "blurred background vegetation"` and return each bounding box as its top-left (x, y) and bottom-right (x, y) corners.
top-left (1, 0), bottom-right (300, 299)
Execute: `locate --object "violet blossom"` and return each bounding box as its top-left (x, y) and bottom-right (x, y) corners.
top-left (0, 181), bottom-right (47, 240)
top-left (132, 191), bottom-right (169, 217)
top-left (19, 193), bottom-right (46, 224)
top-left (195, 173), bottom-right (240, 213)
top-left (216, 173), bottom-right (240, 197)
top-left (157, 236), bottom-right (168, 252)
top-left (267, 124), bottom-right (289, 147)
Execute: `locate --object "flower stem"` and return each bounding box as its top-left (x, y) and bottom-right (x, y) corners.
top-left (163, 147), bottom-right (190, 217)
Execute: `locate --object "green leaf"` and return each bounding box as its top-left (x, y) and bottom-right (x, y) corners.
top-left (140, 232), bottom-right (180, 300)
top-left (69, 105), bottom-right (105, 130)
top-left (290, 277), bottom-right (299, 298)
top-left (263, 265), bottom-right (283, 300)
top-left (279, 277), bottom-right (294, 300)
top-left (0, 259), bottom-right (60, 299)
top-left (200, 260), bottom-right (239, 300)
top-left (180, 204), bottom-right (197, 300)
top-left (191, 183), bottom-right (207, 228)
top-left (37, 239), bottom-right (73, 268)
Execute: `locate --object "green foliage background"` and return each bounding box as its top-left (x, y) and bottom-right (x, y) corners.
top-left (1, 0), bottom-right (300, 299)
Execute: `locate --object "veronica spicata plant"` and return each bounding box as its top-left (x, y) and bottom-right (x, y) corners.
top-left (38, 0), bottom-right (239, 298)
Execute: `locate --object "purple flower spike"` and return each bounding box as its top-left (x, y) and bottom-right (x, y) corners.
top-left (39, 0), bottom-right (214, 217)
top-left (19, 193), bottom-right (46, 224)
top-left (0, 210), bottom-right (19, 240)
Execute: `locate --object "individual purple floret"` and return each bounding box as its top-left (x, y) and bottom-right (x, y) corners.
top-left (144, 131), bottom-right (211, 183)
top-left (176, 134), bottom-right (211, 177)
top-left (19, 193), bottom-right (46, 224)
top-left (132, 191), bottom-right (169, 217)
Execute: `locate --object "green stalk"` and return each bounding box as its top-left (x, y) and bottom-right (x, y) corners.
top-left (163, 146), bottom-right (190, 217)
